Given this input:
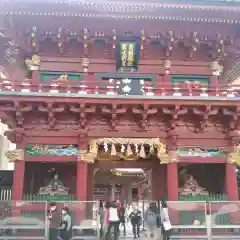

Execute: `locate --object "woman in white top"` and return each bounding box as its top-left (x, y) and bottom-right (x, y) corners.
top-left (160, 200), bottom-right (172, 240)
top-left (104, 202), bottom-right (120, 240)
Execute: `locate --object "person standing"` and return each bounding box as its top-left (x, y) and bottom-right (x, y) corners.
top-left (128, 205), bottom-right (142, 239)
top-left (105, 202), bottom-right (120, 240)
top-left (48, 202), bottom-right (60, 240)
top-left (118, 204), bottom-right (126, 236)
top-left (59, 207), bottom-right (72, 240)
top-left (99, 200), bottom-right (105, 238)
top-left (144, 202), bottom-right (161, 240)
top-left (160, 200), bottom-right (171, 240)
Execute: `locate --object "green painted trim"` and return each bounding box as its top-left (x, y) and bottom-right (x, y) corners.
top-left (171, 75), bottom-right (210, 79)
top-left (39, 71), bottom-right (83, 81)
top-left (171, 75), bottom-right (210, 85)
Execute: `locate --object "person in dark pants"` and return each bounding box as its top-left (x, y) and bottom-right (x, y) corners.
top-left (99, 201), bottom-right (105, 238)
top-left (59, 207), bottom-right (72, 240)
top-left (161, 200), bottom-right (171, 240)
top-left (129, 206), bottom-right (142, 239)
top-left (118, 204), bottom-right (126, 236)
top-left (105, 202), bottom-right (120, 240)
top-left (48, 202), bottom-right (60, 240)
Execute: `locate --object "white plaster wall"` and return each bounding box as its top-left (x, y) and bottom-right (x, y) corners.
top-left (0, 122), bottom-right (15, 170)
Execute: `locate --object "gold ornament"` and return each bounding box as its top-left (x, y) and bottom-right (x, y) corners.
top-left (25, 55), bottom-right (40, 70)
top-left (228, 145), bottom-right (240, 165)
top-left (77, 140), bottom-right (98, 163)
top-left (77, 150), bottom-right (95, 163)
top-left (5, 149), bottom-right (24, 162)
top-left (57, 74), bottom-right (69, 85)
top-left (156, 142), bottom-right (169, 164)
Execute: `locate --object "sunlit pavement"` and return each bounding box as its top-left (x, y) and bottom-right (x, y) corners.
top-left (118, 222), bottom-right (146, 239)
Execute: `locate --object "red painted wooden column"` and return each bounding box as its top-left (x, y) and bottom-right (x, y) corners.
top-left (12, 139), bottom-right (26, 201)
top-left (225, 163), bottom-right (238, 200)
top-left (76, 162), bottom-right (88, 201)
top-left (138, 183), bottom-right (142, 201)
top-left (151, 165), bottom-right (166, 200)
top-left (167, 163), bottom-right (178, 201)
top-left (12, 161), bottom-right (25, 200)
top-left (87, 165), bottom-right (94, 201)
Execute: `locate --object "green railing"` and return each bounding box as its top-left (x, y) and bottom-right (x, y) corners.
top-left (179, 193), bottom-right (228, 201)
top-left (22, 194), bottom-right (76, 202)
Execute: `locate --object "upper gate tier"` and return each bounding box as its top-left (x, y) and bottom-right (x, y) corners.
top-left (1, 0), bottom-right (240, 83)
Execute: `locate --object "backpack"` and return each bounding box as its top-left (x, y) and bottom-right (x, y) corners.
top-left (145, 210), bottom-right (157, 225)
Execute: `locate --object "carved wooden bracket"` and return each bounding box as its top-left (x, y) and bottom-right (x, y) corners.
top-left (70, 103), bottom-right (96, 129)
top-left (14, 102), bottom-right (32, 127)
top-left (101, 104), bottom-right (127, 130)
top-left (223, 106), bottom-right (240, 131)
top-left (193, 105), bottom-right (219, 131)
top-left (226, 130), bottom-right (240, 147)
top-left (38, 103), bottom-right (64, 128)
top-left (132, 104), bottom-right (157, 131)
top-left (4, 127), bottom-right (25, 144)
top-left (162, 105), bottom-right (188, 131)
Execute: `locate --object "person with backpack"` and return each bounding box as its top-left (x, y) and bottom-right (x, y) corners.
top-left (144, 202), bottom-right (161, 240)
top-left (128, 205), bottom-right (142, 239)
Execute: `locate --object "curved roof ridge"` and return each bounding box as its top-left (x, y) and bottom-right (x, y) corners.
top-left (222, 59), bottom-right (240, 84)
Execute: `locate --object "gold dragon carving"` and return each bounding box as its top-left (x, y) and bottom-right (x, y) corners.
top-left (25, 55), bottom-right (40, 70)
top-left (5, 149), bottom-right (24, 162)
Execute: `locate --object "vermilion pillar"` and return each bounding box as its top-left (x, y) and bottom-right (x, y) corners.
top-left (138, 184), bottom-right (142, 201)
top-left (87, 165), bottom-right (94, 201)
top-left (225, 163), bottom-right (238, 200)
top-left (151, 165), bottom-right (166, 200)
top-left (12, 161), bottom-right (25, 200)
top-left (167, 163), bottom-right (178, 200)
top-left (76, 162), bottom-right (88, 201)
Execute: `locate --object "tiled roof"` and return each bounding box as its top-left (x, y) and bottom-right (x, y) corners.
top-left (222, 59), bottom-right (240, 84)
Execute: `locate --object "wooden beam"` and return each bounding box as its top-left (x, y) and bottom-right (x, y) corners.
top-left (93, 160), bottom-right (158, 169)
top-left (25, 155), bottom-right (77, 162)
top-left (179, 157), bottom-right (227, 163)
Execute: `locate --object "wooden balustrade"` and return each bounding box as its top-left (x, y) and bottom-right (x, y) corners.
top-left (0, 79), bottom-right (240, 97)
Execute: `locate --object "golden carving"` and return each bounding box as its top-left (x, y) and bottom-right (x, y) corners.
top-left (57, 73), bottom-right (68, 82)
top-left (25, 55), bottom-right (40, 70)
top-left (228, 145), bottom-right (240, 165)
top-left (91, 138), bottom-right (169, 163)
top-left (156, 142), bottom-right (170, 164)
top-left (77, 138), bottom-right (171, 163)
top-left (77, 140), bottom-right (98, 163)
top-left (5, 149), bottom-right (24, 162)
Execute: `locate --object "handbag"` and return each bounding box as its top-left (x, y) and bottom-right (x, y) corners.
top-left (162, 219), bottom-right (172, 231)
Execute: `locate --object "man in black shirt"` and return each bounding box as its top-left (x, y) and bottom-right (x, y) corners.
top-left (129, 206), bottom-right (142, 239)
top-left (48, 202), bottom-right (60, 240)
top-left (118, 204), bottom-right (126, 236)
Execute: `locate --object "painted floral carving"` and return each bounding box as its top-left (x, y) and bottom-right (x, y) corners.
top-left (5, 149), bottom-right (24, 162)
